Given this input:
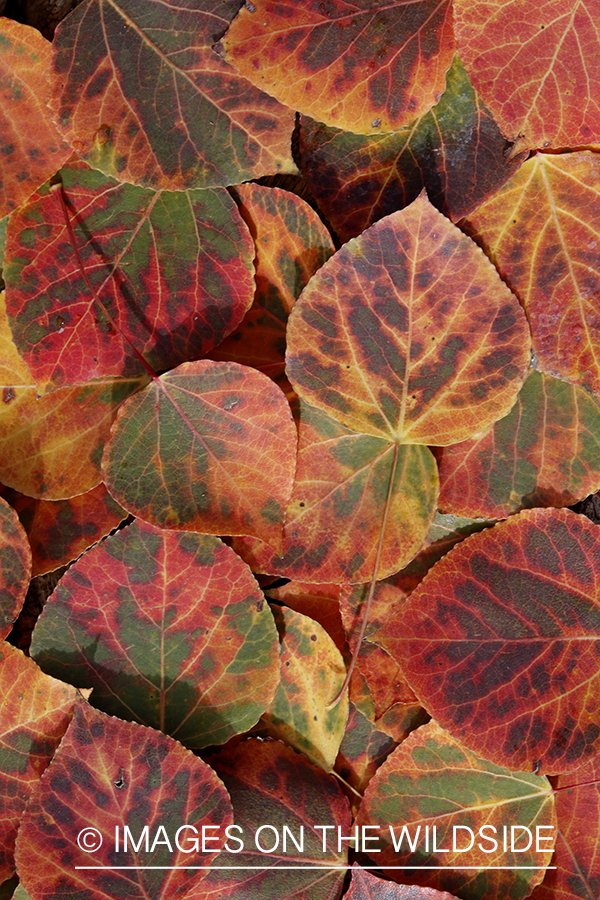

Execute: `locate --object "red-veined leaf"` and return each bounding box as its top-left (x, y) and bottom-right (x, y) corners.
top-left (222, 0), bottom-right (455, 134)
top-left (1, 484), bottom-right (126, 577)
top-left (102, 359), bottom-right (297, 545)
top-left (265, 581), bottom-right (347, 654)
top-left (348, 666), bottom-right (426, 744)
top-left (356, 721), bottom-right (555, 900)
top-left (380, 508), bottom-right (600, 774)
top-left (0, 643), bottom-right (76, 885)
top-left (190, 739), bottom-right (350, 900)
top-left (49, 0), bottom-right (296, 190)
top-left (261, 605), bottom-right (348, 770)
top-left (453, 0), bottom-right (600, 150)
top-left (0, 496), bottom-right (30, 639)
top-left (335, 702), bottom-right (398, 800)
top-left (298, 56), bottom-right (525, 243)
top-left (208, 183), bottom-right (334, 383)
top-left (464, 152), bottom-right (600, 395)
top-left (438, 369), bottom-right (600, 517)
top-left (286, 193), bottom-right (531, 445)
top-left (0, 19), bottom-right (70, 217)
top-left (15, 700), bottom-right (233, 899)
top-left (233, 399), bottom-right (438, 582)
top-left (346, 865), bottom-right (460, 900)
top-left (4, 161), bottom-right (255, 391)
top-left (531, 755), bottom-right (600, 900)
top-left (30, 521), bottom-right (280, 749)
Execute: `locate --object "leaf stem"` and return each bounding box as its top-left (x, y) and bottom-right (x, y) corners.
top-left (327, 442), bottom-right (400, 709)
top-left (50, 180), bottom-right (158, 382)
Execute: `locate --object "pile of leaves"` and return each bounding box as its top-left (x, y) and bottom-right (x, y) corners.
top-left (1, 1), bottom-right (600, 899)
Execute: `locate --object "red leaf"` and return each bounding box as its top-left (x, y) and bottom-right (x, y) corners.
top-left (0, 496), bottom-right (31, 639)
top-left (346, 865), bottom-right (460, 899)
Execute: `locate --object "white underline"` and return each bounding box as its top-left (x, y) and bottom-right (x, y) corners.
top-left (75, 865), bottom-right (557, 871)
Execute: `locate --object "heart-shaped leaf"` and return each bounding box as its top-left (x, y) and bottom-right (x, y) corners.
top-left (380, 507), bottom-right (600, 774)
top-left (103, 359), bottom-right (297, 545)
top-left (4, 162), bottom-right (255, 390)
top-left (49, 0), bottom-right (296, 190)
top-left (356, 721), bottom-right (555, 900)
top-left (31, 521), bottom-right (280, 748)
top-left (222, 0), bottom-right (455, 134)
top-left (439, 369), bottom-right (600, 517)
top-left (0, 19), bottom-right (70, 217)
top-left (0, 496), bottom-right (31, 639)
top-left (0, 644), bottom-right (76, 884)
top-left (15, 700), bottom-right (233, 899)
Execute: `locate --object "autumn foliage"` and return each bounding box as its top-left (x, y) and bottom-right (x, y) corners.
top-left (1, 2), bottom-right (600, 899)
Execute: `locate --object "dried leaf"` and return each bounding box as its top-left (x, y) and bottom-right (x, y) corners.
top-left (222, 0), bottom-right (455, 134)
top-left (4, 162), bottom-right (255, 391)
top-left (356, 721), bottom-right (555, 900)
top-left (380, 508), bottom-right (600, 774)
top-left (31, 521), bottom-right (279, 749)
top-left (103, 360), bottom-right (297, 545)
top-left (0, 496), bottom-right (31, 639)
top-left (49, 0), bottom-right (296, 190)
top-left (0, 643), bottom-right (76, 884)
top-left (439, 369), bottom-right (600, 517)
top-left (0, 19), bottom-right (70, 217)
top-left (346, 865), bottom-right (460, 899)
top-left (265, 581), bottom-right (346, 654)
top-left (335, 703), bottom-right (398, 797)
top-left (15, 701), bottom-right (233, 899)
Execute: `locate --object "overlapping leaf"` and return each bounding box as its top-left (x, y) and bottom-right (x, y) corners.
top-left (439, 369), bottom-right (600, 517)
top-left (265, 581), bottom-right (346, 654)
top-left (531, 755), bottom-right (600, 900)
top-left (465, 151), bottom-right (600, 396)
top-left (4, 162), bottom-right (255, 390)
top-left (357, 721), bottom-right (555, 900)
top-left (0, 496), bottom-right (30, 638)
top-left (222, 0), bottom-right (455, 134)
top-left (346, 866), bottom-right (460, 899)
top-left (287, 193), bottom-right (531, 445)
top-left (233, 400), bottom-right (438, 582)
top-left (454, 0), bottom-right (600, 149)
top-left (31, 521), bottom-right (280, 748)
top-left (298, 56), bottom-right (525, 243)
top-left (0, 643), bottom-right (76, 884)
top-left (261, 605), bottom-right (348, 770)
top-left (0, 291), bottom-right (147, 497)
top-left (380, 508), bottom-right (600, 774)
top-left (48, 0), bottom-right (296, 190)
top-left (335, 702), bottom-right (399, 799)
top-left (190, 739), bottom-right (350, 900)
top-left (103, 360), bottom-right (297, 544)
top-left (0, 19), bottom-right (70, 217)
top-left (15, 700), bottom-right (233, 899)
top-left (208, 183), bottom-right (334, 382)
top-left (1, 484), bottom-right (126, 576)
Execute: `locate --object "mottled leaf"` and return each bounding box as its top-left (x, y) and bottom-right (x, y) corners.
top-left (4, 161), bottom-right (255, 391)
top-left (298, 56), bottom-right (525, 243)
top-left (1, 483), bottom-right (125, 577)
top-left (190, 739), bottom-right (350, 900)
top-left (49, 0), bottom-right (296, 190)
top-left (261, 605), bottom-right (348, 770)
top-left (287, 193), bottom-right (531, 445)
top-left (234, 399), bottom-right (438, 582)
top-left (335, 702), bottom-right (398, 798)
top-left (0, 643), bottom-right (76, 884)
top-left (15, 700), bottom-right (233, 899)
top-left (357, 721), bottom-right (555, 900)
top-left (31, 521), bottom-right (279, 749)
top-left (346, 865), bottom-right (460, 900)
top-left (380, 507), bottom-right (600, 774)
top-left (208, 183), bottom-right (334, 383)
top-left (0, 19), bottom-right (70, 217)
top-left (464, 152), bottom-right (600, 396)
top-left (265, 581), bottom-right (346, 654)
top-left (454, 0), bottom-right (600, 149)
top-left (531, 755), bottom-right (600, 900)
top-left (222, 0), bottom-right (455, 134)
top-left (103, 359), bottom-right (296, 545)
top-left (0, 291), bottom-right (147, 499)
top-left (439, 369), bottom-right (600, 517)
top-left (0, 496), bottom-right (31, 638)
